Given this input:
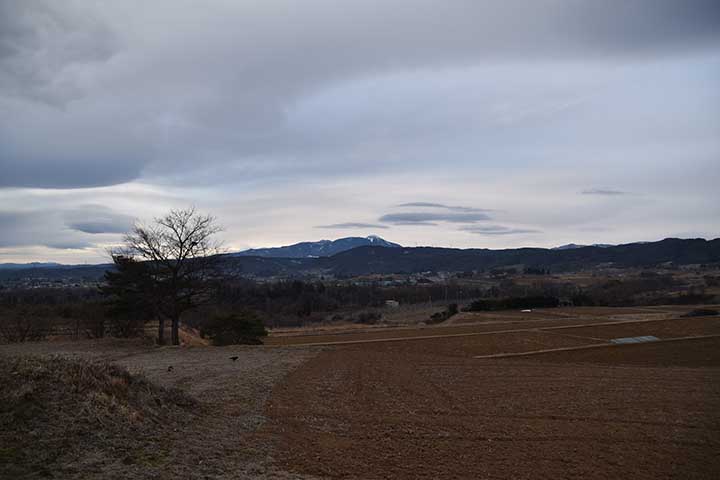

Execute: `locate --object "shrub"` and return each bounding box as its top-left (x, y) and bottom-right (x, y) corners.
top-left (57, 302), bottom-right (109, 339)
top-left (428, 303), bottom-right (458, 324)
top-left (571, 293), bottom-right (595, 307)
top-left (347, 311), bottom-right (383, 324)
top-left (0, 309), bottom-right (49, 343)
top-left (105, 314), bottom-right (143, 338)
top-left (463, 296), bottom-right (560, 312)
top-left (200, 311), bottom-right (268, 346)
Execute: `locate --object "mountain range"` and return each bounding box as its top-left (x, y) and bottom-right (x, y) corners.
top-left (230, 235), bottom-right (401, 258)
top-left (0, 262), bottom-right (63, 270)
top-left (311, 238), bottom-right (720, 275)
top-left (1, 237), bottom-right (718, 282)
top-left (552, 243), bottom-right (615, 250)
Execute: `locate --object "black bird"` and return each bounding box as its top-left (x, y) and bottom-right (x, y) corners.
top-left (167, 366), bottom-right (174, 372)
top-left (229, 356), bottom-right (239, 362)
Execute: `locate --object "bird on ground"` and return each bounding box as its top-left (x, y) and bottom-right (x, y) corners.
top-left (167, 366), bottom-right (174, 372)
top-left (229, 356), bottom-right (239, 362)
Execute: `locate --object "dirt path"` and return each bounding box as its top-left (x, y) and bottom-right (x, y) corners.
top-left (263, 337), bottom-right (720, 479)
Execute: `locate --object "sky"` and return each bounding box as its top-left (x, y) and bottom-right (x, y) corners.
top-left (1, 0), bottom-right (719, 264)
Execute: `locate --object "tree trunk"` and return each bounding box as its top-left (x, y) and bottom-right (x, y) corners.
top-left (157, 316), bottom-right (165, 345)
top-left (171, 315), bottom-right (180, 346)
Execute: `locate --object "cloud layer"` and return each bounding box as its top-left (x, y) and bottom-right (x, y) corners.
top-left (0, 204), bottom-right (134, 252)
top-left (2, 0), bottom-right (719, 189)
top-left (460, 225), bottom-right (541, 236)
top-left (379, 212), bottom-right (492, 225)
top-left (1, 1), bottom-right (719, 262)
top-left (581, 189), bottom-right (629, 196)
top-left (316, 223), bottom-right (389, 230)
top-left (64, 205), bottom-right (134, 234)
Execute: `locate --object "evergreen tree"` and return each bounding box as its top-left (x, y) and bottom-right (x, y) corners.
top-left (100, 256), bottom-right (156, 339)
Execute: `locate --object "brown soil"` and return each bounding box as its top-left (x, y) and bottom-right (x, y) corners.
top-left (328, 330), bottom-right (607, 357)
top-left (530, 336), bottom-right (720, 367)
top-left (449, 306), bottom-right (667, 324)
top-left (263, 335), bottom-right (720, 479)
top-left (266, 314), bottom-right (719, 348)
top-left (266, 306), bottom-right (677, 343)
top-left (265, 319), bottom-right (624, 346)
top-left (554, 316), bottom-right (720, 341)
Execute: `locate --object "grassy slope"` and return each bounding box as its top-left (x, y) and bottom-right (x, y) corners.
top-left (0, 356), bottom-right (197, 478)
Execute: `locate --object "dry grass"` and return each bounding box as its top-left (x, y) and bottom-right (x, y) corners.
top-left (0, 355), bottom-right (197, 479)
top-left (0, 341), bottom-right (323, 479)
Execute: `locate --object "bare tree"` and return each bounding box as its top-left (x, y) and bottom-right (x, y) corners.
top-left (115, 208), bottom-right (223, 345)
top-left (0, 309), bottom-right (49, 343)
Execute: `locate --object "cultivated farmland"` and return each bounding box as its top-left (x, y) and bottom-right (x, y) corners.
top-left (2, 305), bottom-right (719, 479)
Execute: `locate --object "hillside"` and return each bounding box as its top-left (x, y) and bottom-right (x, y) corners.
top-left (0, 356), bottom-right (196, 478)
top-left (320, 238), bottom-right (720, 275)
top-left (230, 235), bottom-right (400, 258)
top-left (0, 262), bottom-right (63, 270)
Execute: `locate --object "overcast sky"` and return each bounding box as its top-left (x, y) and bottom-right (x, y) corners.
top-left (1, 0), bottom-right (719, 263)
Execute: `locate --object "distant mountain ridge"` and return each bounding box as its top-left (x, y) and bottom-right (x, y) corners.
top-left (1, 238), bottom-right (718, 282)
top-left (553, 243), bottom-right (615, 250)
top-left (0, 262), bottom-right (63, 270)
top-left (230, 235), bottom-right (401, 258)
top-left (316, 238), bottom-right (719, 275)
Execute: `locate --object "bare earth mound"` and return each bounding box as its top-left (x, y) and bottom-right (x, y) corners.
top-left (0, 342), bottom-right (322, 479)
top-left (0, 356), bottom-right (196, 479)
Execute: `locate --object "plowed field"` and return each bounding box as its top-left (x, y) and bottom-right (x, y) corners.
top-left (263, 313), bottom-right (720, 479)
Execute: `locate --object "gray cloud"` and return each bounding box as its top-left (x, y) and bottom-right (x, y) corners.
top-left (0, 0), bottom-right (118, 105)
top-left (0, 154), bottom-right (146, 189)
top-left (581, 188), bottom-right (629, 196)
top-left (44, 240), bottom-right (94, 250)
top-left (385, 221), bottom-right (438, 227)
top-left (1, 1), bottom-right (719, 262)
top-left (0, 210), bottom-right (91, 249)
top-left (461, 225), bottom-right (540, 235)
top-left (0, 204), bottom-right (132, 251)
top-left (379, 211), bottom-right (492, 225)
top-left (396, 202), bottom-right (490, 213)
top-left (315, 222), bottom-right (389, 230)
top-left (0, 0), bottom-right (143, 188)
top-left (562, 1), bottom-right (720, 56)
top-left (64, 205), bottom-right (134, 234)
top-left (0, 212), bottom-right (36, 248)
top-left (1, 1), bottom-right (719, 189)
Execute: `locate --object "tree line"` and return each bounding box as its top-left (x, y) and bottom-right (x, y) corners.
top-left (2, 208), bottom-right (716, 344)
